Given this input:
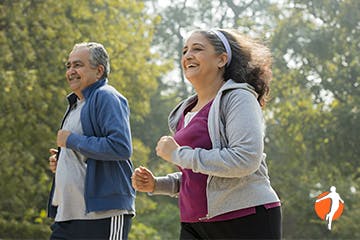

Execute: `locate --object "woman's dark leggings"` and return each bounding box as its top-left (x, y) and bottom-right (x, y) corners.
top-left (180, 206), bottom-right (282, 239)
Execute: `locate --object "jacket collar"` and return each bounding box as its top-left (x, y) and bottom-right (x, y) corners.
top-left (82, 78), bottom-right (107, 99)
top-left (66, 78), bottom-right (107, 106)
top-left (168, 79), bottom-right (258, 133)
top-left (219, 79), bottom-right (258, 98)
top-left (66, 93), bottom-right (78, 106)
top-left (173, 79), bottom-right (257, 111)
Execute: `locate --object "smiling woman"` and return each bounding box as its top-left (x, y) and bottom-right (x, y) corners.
top-left (181, 31), bottom-right (226, 96)
top-left (132, 28), bottom-right (281, 239)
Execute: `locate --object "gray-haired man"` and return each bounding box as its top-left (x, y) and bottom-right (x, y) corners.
top-left (47, 42), bottom-right (135, 239)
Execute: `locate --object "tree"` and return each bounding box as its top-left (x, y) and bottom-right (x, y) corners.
top-left (0, 0), bottom-right (164, 238)
top-left (267, 0), bottom-right (359, 238)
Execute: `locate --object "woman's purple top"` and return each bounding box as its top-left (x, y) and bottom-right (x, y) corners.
top-left (174, 100), bottom-right (280, 223)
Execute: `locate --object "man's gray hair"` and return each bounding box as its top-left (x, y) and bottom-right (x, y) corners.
top-left (72, 42), bottom-right (110, 78)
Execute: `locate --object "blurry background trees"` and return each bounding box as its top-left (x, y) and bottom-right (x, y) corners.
top-left (0, 0), bottom-right (358, 239)
top-left (0, 0), bottom-right (164, 238)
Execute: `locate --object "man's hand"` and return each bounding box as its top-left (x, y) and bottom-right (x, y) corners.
top-left (49, 148), bottom-right (58, 173)
top-left (57, 130), bottom-right (71, 147)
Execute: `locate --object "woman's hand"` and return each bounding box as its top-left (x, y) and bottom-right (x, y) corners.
top-left (131, 166), bottom-right (156, 193)
top-left (156, 136), bottom-right (180, 162)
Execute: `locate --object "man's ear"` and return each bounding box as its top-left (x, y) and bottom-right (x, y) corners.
top-left (97, 65), bottom-right (105, 79)
top-left (217, 53), bottom-right (228, 69)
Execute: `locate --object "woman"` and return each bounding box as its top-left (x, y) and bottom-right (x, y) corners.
top-left (132, 29), bottom-right (281, 239)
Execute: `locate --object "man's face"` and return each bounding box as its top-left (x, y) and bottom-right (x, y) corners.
top-left (65, 47), bottom-right (100, 98)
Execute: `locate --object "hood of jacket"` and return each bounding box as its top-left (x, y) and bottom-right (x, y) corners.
top-left (168, 79), bottom-right (257, 134)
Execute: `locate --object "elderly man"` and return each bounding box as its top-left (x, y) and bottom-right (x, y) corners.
top-left (47, 42), bottom-right (135, 239)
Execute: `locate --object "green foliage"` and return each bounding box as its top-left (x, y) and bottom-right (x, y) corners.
top-left (267, 0), bottom-right (359, 238)
top-left (0, 218), bottom-right (50, 239)
top-left (129, 220), bottom-right (161, 240)
top-left (1, 0), bottom-right (358, 238)
top-left (0, 0), bottom-right (165, 238)
top-left (133, 194), bottom-right (180, 240)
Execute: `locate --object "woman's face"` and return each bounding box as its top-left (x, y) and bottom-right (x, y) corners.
top-left (181, 32), bottom-right (224, 83)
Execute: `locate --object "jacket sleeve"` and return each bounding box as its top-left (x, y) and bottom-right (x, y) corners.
top-left (66, 89), bottom-right (132, 161)
top-left (171, 89), bottom-right (265, 178)
top-left (152, 172), bottom-right (182, 197)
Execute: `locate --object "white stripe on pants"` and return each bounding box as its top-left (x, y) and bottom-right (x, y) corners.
top-left (110, 215), bottom-right (124, 240)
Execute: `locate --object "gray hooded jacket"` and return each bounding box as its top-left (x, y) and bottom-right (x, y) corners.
top-left (153, 79), bottom-right (280, 220)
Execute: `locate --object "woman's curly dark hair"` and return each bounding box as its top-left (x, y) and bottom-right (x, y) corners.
top-left (198, 29), bottom-right (272, 107)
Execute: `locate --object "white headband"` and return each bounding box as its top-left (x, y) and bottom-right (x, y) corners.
top-left (210, 30), bottom-right (232, 67)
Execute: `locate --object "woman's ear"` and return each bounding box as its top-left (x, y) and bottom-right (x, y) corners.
top-left (217, 53), bottom-right (228, 69)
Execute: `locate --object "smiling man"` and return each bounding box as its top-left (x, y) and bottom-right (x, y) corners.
top-left (47, 42), bottom-right (135, 239)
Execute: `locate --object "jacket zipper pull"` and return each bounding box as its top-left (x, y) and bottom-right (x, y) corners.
top-left (198, 214), bottom-right (210, 221)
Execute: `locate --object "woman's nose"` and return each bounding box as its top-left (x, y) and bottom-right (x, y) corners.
top-left (183, 51), bottom-right (193, 60)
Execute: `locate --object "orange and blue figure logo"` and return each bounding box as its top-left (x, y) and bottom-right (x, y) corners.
top-left (314, 186), bottom-right (345, 230)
